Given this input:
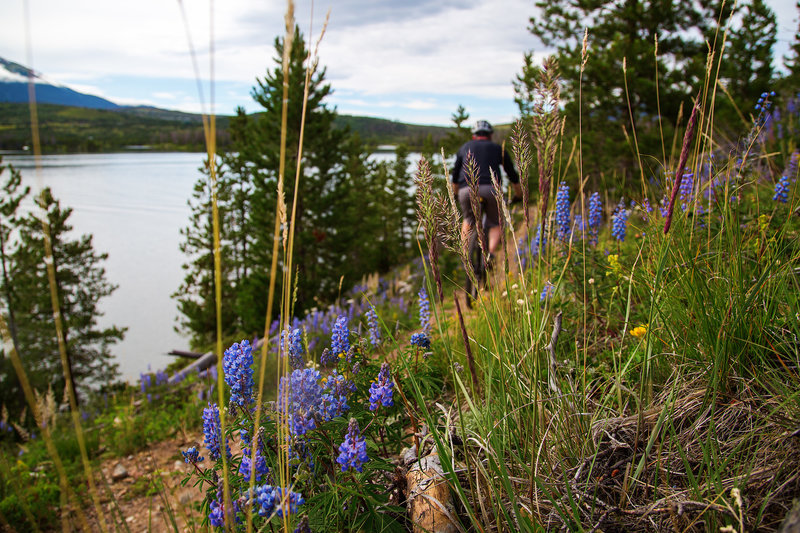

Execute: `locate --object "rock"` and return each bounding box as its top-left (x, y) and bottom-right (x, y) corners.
top-left (174, 460), bottom-right (184, 471)
top-left (179, 491), bottom-right (193, 505)
top-left (111, 462), bottom-right (129, 482)
top-left (779, 499), bottom-right (800, 533)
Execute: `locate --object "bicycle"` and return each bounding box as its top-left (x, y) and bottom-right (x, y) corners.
top-left (464, 201), bottom-right (490, 309)
top-left (463, 192), bottom-right (520, 309)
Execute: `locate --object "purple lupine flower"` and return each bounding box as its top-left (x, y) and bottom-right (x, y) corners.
top-left (572, 214), bottom-right (584, 237)
top-left (223, 340), bottom-right (254, 407)
top-left (531, 220), bottom-right (547, 258)
top-left (366, 306), bottom-right (381, 347)
top-left (320, 370), bottom-right (351, 420)
top-left (337, 418), bottom-right (369, 472)
top-left (611, 200), bottom-right (628, 242)
top-left (202, 403), bottom-right (229, 461)
top-left (587, 192), bottom-right (602, 245)
top-left (331, 316), bottom-right (350, 358)
top-left (251, 485), bottom-right (304, 518)
top-left (418, 287), bottom-right (431, 335)
top-left (555, 181), bottom-right (571, 242)
top-left (369, 363), bottom-right (394, 411)
top-left (540, 281), bottom-right (554, 302)
top-left (139, 373), bottom-right (151, 394)
top-left (281, 328), bottom-right (304, 369)
top-left (774, 176), bottom-right (790, 203)
top-left (239, 447), bottom-right (269, 483)
top-left (785, 151), bottom-right (799, 180)
top-left (155, 370), bottom-right (169, 386)
top-left (679, 172), bottom-right (694, 211)
top-left (320, 348), bottom-right (336, 367)
top-left (410, 332), bottom-right (431, 350)
top-left (182, 446), bottom-right (204, 464)
top-left (208, 494), bottom-right (242, 528)
top-left (278, 368), bottom-right (324, 436)
top-left (208, 498), bottom-right (225, 527)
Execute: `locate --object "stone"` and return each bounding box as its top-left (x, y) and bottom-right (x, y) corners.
top-left (111, 462), bottom-right (129, 482)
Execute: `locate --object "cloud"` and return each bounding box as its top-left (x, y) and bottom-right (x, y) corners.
top-left (152, 91), bottom-right (179, 100)
top-left (1, 0), bottom-right (794, 125)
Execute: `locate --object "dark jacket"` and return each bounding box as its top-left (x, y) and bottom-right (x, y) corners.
top-left (451, 138), bottom-right (520, 186)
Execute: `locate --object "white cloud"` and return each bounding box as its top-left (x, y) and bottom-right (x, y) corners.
top-left (0, 0), bottom-right (795, 124)
top-left (152, 91), bottom-right (180, 100)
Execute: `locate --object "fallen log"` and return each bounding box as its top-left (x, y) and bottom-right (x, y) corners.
top-left (407, 452), bottom-right (458, 533)
top-left (167, 349), bottom-right (203, 359)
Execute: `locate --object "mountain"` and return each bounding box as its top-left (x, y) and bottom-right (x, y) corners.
top-left (0, 56), bottom-right (454, 153)
top-left (0, 57), bottom-right (121, 110)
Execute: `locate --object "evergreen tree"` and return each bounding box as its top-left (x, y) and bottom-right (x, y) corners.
top-left (442, 105), bottom-right (471, 154)
top-left (174, 158), bottom-right (245, 348)
top-left (717, 0), bottom-right (776, 129)
top-left (0, 159), bottom-right (29, 412)
top-left (176, 28), bottom-right (418, 343)
top-left (780, 2), bottom-right (800, 93)
top-left (527, 0), bottom-right (719, 178)
top-left (2, 188), bottom-right (123, 411)
top-left (233, 27), bottom-right (400, 333)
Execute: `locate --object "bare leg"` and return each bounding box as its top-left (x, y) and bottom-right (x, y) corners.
top-left (488, 226), bottom-right (501, 255)
top-left (461, 220), bottom-right (472, 246)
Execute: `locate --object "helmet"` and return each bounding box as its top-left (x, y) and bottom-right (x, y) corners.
top-left (471, 120), bottom-right (494, 136)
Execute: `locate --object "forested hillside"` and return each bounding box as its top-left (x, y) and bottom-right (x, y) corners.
top-left (0, 102), bottom-right (454, 153)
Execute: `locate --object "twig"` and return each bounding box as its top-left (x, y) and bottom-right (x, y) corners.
top-left (546, 311), bottom-right (563, 395)
top-left (454, 294), bottom-right (480, 392)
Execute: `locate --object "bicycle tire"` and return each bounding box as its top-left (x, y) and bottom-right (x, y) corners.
top-left (465, 229), bottom-right (485, 308)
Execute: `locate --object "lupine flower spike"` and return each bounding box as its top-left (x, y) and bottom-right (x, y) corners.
top-left (366, 306), bottom-right (381, 346)
top-left (774, 176), bottom-right (790, 203)
top-left (337, 418), bottom-right (370, 472)
top-left (331, 316), bottom-right (350, 358)
top-left (369, 363), bottom-right (394, 411)
top-left (202, 403), bottom-right (230, 461)
top-left (587, 192), bottom-right (602, 246)
top-left (222, 340), bottom-right (254, 407)
top-left (281, 328), bottom-right (304, 369)
top-left (410, 332), bottom-right (431, 350)
top-left (555, 181), bottom-right (571, 242)
top-left (418, 287), bottom-right (431, 335)
top-left (611, 200), bottom-right (628, 242)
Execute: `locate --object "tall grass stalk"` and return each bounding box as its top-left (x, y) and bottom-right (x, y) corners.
top-left (15, 4), bottom-right (113, 530)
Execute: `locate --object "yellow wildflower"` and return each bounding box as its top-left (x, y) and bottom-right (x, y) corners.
top-left (630, 324), bottom-right (648, 337)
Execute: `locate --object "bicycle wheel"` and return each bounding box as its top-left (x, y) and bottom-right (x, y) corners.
top-left (465, 229), bottom-right (485, 308)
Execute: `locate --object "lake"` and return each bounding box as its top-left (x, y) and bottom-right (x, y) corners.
top-left (1, 151), bottom-right (415, 382)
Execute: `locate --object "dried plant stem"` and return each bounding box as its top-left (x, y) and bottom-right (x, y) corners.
top-left (23, 5), bottom-right (108, 527)
top-left (454, 295), bottom-right (480, 393)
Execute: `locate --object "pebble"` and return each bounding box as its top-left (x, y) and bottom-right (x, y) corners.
top-left (111, 462), bottom-right (129, 481)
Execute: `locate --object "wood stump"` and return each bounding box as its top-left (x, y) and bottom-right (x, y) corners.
top-left (406, 452), bottom-right (457, 533)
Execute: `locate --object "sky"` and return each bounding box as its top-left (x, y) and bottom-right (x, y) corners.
top-left (0, 0), bottom-right (797, 127)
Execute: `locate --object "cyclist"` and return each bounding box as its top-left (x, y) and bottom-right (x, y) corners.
top-left (451, 120), bottom-right (522, 268)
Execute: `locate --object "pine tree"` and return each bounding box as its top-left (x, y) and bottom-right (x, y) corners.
top-left (174, 158), bottom-right (245, 348)
top-left (3, 188), bottom-right (123, 410)
top-left (235, 27), bottom-right (379, 332)
top-left (441, 105), bottom-right (471, 154)
top-left (0, 159), bottom-right (29, 412)
top-left (718, 0), bottom-right (776, 129)
top-left (780, 2), bottom-right (800, 93)
top-left (527, 0), bottom-right (718, 178)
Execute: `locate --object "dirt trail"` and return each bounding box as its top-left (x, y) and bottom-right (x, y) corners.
top-left (83, 434), bottom-right (204, 532)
